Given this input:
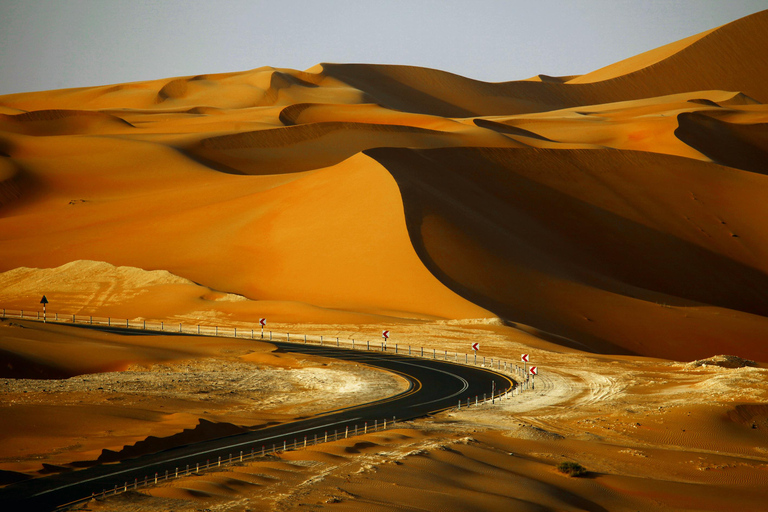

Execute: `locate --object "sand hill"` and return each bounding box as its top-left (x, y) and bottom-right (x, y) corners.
top-left (3, 10), bottom-right (768, 361)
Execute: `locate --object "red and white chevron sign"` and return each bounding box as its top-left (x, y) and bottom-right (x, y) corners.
top-left (521, 353), bottom-right (529, 362)
top-left (382, 330), bottom-right (390, 340)
top-left (529, 366), bottom-right (538, 375)
top-left (259, 318), bottom-right (266, 327)
top-left (471, 342), bottom-right (479, 351)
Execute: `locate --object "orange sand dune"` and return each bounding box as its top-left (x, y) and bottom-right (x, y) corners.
top-left (2, 10), bottom-right (768, 361)
top-left (183, 120), bottom-right (520, 175)
top-left (476, 90), bottom-right (768, 161)
top-left (318, 11), bottom-right (768, 116)
top-left (0, 132), bottom-right (490, 321)
top-left (0, 66), bottom-right (367, 113)
top-left (0, 109), bottom-right (134, 136)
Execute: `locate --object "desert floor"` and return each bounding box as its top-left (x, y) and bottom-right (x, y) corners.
top-left (2, 318), bottom-right (767, 512)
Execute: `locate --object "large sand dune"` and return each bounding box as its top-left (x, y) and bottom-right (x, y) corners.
top-left (4, 21), bottom-right (768, 358)
top-left (2, 12), bottom-right (768, 360)
top-left (2, 10), bottom-right (768, 510)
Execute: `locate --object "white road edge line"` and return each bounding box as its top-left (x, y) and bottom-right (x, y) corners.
top-left (391, 360), bottom-right (470, 407)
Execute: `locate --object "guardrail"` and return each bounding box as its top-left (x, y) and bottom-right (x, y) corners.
top-left (0, 307), bottom-right (541, 509)
top-left (54, 417), bottom-right (396, 510)
top-left (0, 308), bottom-right (539, 389)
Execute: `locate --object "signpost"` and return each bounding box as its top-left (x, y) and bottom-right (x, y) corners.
top-left (521, 353), bottom-right (529, 374)
top-left (472, 342), bottom-right (479, 363)
top-left (529, 365), bottom-right (538, 390)
top-left (40, 295), bottom-right (48, 323)
top-left (259, 318), bottom-right (266, 339)
top-left (382, 330), bottom-right (389, 351)
top-left (529, 366), bottom-right (537, 375)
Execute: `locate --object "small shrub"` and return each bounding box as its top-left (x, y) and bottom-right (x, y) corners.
top-left (557, 461), bottom-right (587, 477)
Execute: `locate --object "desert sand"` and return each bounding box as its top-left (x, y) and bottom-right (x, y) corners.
top-left (2, 9), bottom-right (768, 511)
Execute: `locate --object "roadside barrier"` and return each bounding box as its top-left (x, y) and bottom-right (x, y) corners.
top-left (0, 307), bottom-right (538, 390)
top-left (53, 415), bottom-right (399, 510)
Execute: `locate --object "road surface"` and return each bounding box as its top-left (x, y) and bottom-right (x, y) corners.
top-left (0, 330), bottom-right (514, 511)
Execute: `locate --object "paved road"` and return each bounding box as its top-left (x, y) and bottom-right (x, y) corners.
top-left (1, 332), bottom-right (514, 511)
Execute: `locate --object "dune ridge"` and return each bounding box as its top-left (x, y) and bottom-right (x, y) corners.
top-left (319, 11), bottom-right (768, 117)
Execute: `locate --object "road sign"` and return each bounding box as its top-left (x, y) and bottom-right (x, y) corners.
top-left (471, 342), bottom-right (479, 351)
top-left (382, 330), bottom-right (390, 340)
top-left (40, 295), bottom-right (48, 323)
top-left (259, 318), bottom-right (266, 327)
top-left (529, 366), bottom-right (538, 375)
top-left (521, 354), bottom-right (529, 363)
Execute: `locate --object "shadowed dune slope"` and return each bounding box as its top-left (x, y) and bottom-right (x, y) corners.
top-left (675, 111), bottom-right (768, 174)
top-left (186, 122), bottom-right (466, 175)
top-left (366, 147), bottom-right (768, 360)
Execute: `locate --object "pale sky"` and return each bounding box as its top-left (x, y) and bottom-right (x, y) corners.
top-left (0, 0), bottom-right (765, 95)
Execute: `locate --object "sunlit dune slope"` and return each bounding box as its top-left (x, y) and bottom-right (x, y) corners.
top-left (0, 131), bottom-right (490, 322)
top-left (2, 10), bottom-right (768, 361)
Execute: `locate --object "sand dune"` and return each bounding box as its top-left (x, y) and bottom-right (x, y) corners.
top-left (0, 109), bottom-right (133, 136)
top-left (185, 120), bottom-right (521, 175)
top-left (568, 11), bottom-right (768, 102)
top-left (366, 146), bottom-right (768, 360)
top-left (319, 11), bottom-right (768, 116)
top-left (1, 11), bottom-right (768, 358)
top-left (0, 10), bottom-right (766, 353)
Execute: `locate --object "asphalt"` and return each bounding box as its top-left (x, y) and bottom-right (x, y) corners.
top-left (0, 332), bottom-right (514, 511)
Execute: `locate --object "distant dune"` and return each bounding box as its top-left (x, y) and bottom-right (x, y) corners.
top-left (2, 10), bottom-right (768, 361)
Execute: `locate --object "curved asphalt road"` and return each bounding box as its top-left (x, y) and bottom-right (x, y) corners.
top-left (0, 332), bottom-right (514, 511)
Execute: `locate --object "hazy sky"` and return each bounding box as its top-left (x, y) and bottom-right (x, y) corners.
top-left (0, 0), bottom-right (765, 95)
